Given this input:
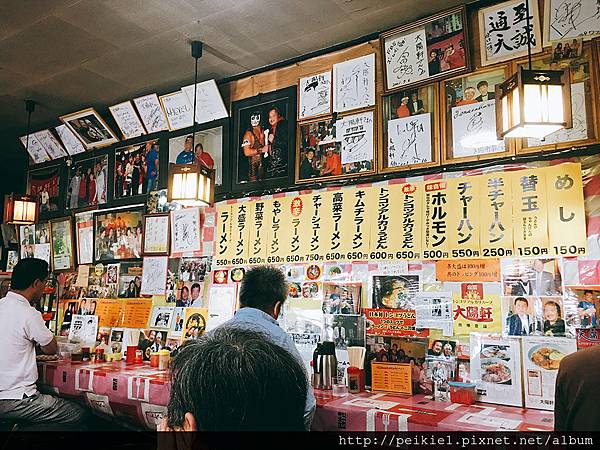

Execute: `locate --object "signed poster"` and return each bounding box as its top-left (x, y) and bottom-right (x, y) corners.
top-left (333, 54), bottom-right (375, 113)
top-left (171, 207), bottom-right (202, 254)
top-left (299, 71), bottom-right (332, 119)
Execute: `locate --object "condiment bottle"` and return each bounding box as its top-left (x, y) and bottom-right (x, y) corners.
top-left (158, 349), bottom-right (170, 370)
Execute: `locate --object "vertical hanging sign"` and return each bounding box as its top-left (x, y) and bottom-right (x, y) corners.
top-left (247, 200), bottom-right (271, 265)
top-left (422, 180), bottom-right (450, 259)
top-left (480, 172), bottom-right (514, 258)
top-left (446, 176), bottom-right (481, 259)
top-left (215, 204), bottom-right (233, 266)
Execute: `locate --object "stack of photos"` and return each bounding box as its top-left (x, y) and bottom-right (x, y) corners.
top-left (19, 224), bottom-right (50, 262)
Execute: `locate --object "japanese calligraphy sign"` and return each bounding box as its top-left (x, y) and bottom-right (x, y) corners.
top-left (423, 180), bottom-right (450, 259)
top-left (478, 0), bottom-right (543, 66)
top-left (381, 7), bottom-right (469, 92)
top-left (450, 282), bottom-right (503, 335)
top-left (387, 113), bottom-right (433, 167)
top-left (480, 172), bottom-right (514, 257)
top-left (213, 164), bottom-right (586, 266)
top-left (545, 162), bottom-right (587, 256)
top-left (446, 176), bottom-right (481, 258)
top-left (436, 259), bottom-right (501, 282)
top-left (512, 168), bottom-right (550, 257)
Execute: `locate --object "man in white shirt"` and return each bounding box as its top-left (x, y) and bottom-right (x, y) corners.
top-left (0, 258), bottom-right (86, 427)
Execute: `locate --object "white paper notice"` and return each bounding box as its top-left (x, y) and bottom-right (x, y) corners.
top-left (133, 94), bottom-right (169, 133)
top-left (68, 314), bottom-right (99, 344)
top-left (171, 208), bottom-right (202, 254)
top-left (181, 79), bottom-right (229, 124)
top-left (388, 113), bottom-right (432, 167)
top-left (141, 403), bottom-right (168, 430)
top-left (452, 100), bottom-right (505, 157)
top-left (20, 134), bottom-right (49, 164)
top-left (457, 413), bottom-right (521, 430)
top-left (299, 71), bottom-right (332, 119)
top-left (75, 264), bottom-right (90, 287)
top-left (336, 111), bottom-right (374, 165)
top-left (140, 256), bottom-right (169, 295)
top-left (206, 286), bottom-right (236, 331)
top-left (333, 54), bottom-right (375, 112)
top-left (109, 101), bottom-right (146, 139)
top-left (415, 291), bottom-right (453, 336)
top-left (56, 124), bottom-right (86, 155)
top-left (527, 82), bottom-right (588, 146)
top-left (384, 28), bottom-right (429, 89)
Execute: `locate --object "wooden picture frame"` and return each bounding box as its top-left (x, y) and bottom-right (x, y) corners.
top-left (440, 65), bottom-right (515, 165)
top-left (50, 217), bottom-right (74, 272)
top-left (231, 86), bottom-right (297, 194)
top-left (109, 100), bottom-right (147, 140)
top-left (295, 111), bottom-right (376, 184)
top-left (159, 91), bottom-right (194, 131)
top-left (142, 214), bottom-right (171, 256)
top-left (380, 5), bottom-right (470, 93)
top-left (59, 107), bottom-right (119, 150)
top-left (298, 70), bottom-right (332, 121)
top-left (478, 0), bottom-right (543, 67)
top-left (93, 207), bottom-right (145, 263)
top-left (515, 41), bottom-right (600, 155)
top-left (379, 83), bottom-right (440, 173)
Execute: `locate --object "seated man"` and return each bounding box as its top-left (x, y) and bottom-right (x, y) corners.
top-left (162, 327), bottom-right (307, 431)
top-left (0, 258), bottom-right (86, 427)
top-left (217, 266), bottom-right (316, 429)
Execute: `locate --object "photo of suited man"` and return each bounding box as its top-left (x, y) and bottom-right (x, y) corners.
top-left (530, 259), bottom-right (558, 296)
top-left (407, 92), bottom-right (425, 115)
top-left (506, 297), bottom-right (540, 336)
top-left (475, 80), bottom-right (495, 102)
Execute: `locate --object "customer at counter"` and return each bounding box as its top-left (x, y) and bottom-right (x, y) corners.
top-left (0, 258), bottom-right (86, 428)
top-left (162, 327), bottom-right (307, 431)
top-left (218, 265), bottom-right (316, 429)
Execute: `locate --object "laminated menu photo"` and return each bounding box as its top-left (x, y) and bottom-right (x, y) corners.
top-left (521, 336), bottom-right (577, 410)
top-left (470, 333), bottom-right (523, 407)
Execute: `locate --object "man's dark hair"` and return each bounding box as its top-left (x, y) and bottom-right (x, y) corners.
top-left (476, 80), bottom-right (489, 89)
top-left (515, 296), bottom-right (529, 306)
top-left (10, 258), bottom-right (49, 290)
top-left (191, 283), bottom-right (201, 292)
top-left (167, 327), bottom-right (307, 431)
top-left (584, 290), bottom-right (594, 295)
top-left (239, 266), bottom-right (288, 311)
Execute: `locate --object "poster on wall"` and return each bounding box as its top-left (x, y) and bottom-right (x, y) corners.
top-left (414, 291), bottom-right (453, 336)
top-left (181, 79), bottom-right (229, 124)
top-left (298, 71), bottom-right (332, 119)
top-left (55, 124), bottom-right (86, 156)
top-left (170, 207), bottom-right (202, 254)
top-left (521, 336), bottom-right (576, 410)
top-left (75, 212), bottom-right (94, 265)
top-left (336, 111), bottom-right (374, 167)
top-left (333, 53), bottom-right (375, 113)
top-left (27, 165), bottom-right (61, 219)
top-left (478, 0), bottom-right (542, 66)
top-left (232, 86), bottom-right (296, 191)
top-left (59, 108), bottom-right (119, 150)
top-left (109, 101), bottom-right (147, 139)
top-left (133, 93), bottom-right (169, 133)
top-left (113, 140), bottom-right (159, 200)
top-left (159, 91), bottom-right (194, 131)
top-left (65, 155), bottom-right (109, 210)
top-left (381, 6), bottom-right (469, 91)
top-left (470, 334), bottom-right (523, 407)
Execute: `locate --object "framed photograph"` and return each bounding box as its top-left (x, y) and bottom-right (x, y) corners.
top-left (59, 107), bottom-right (119, 150)
top-left (75, 211), bottom-right (94, 265)
top-left (322, 281), bottom-right (362, 314)
top-left (109, 100), bottom-right (147, 139)
top-left (159, 91), bottom-right (194, 131)
top-left (50, 217), bottom-right (74, 272)
top-left (371, 274), bottom-right (420, 309)
top-left (19, 134), bottom-right (49, 164)
top-left (93, 207), bottom-right (144, 262)
top-left (478, 0), bottom-right (542, 66)
top-left (170, 207), bottom-right (202, 254)
top-left (180, 79), bottom-right (229, 124)
top-left (380, 84), bottom-right (440, 173)
top-left (333, 53), bottom-right (375, 113)
top-left (441, 66), bottom-right (514, 164)
top-left (65, 154), bottom-right (108, 210)
top-left (543, 0), bottom-right (600, 46)
top-left (168, 118), bottom-right (231, 196)
top-left (19, 225), bottom-right (50, 262)
top-left (33, 129), bottom-right (68, 160)
top-left (298, 71), bottom-right (332, 120)
top-left (113, 139), bottom-right (160, 201)
top-left (55, 124), bottom-right (86, 156)
top-left (296, 115), bottom-right (374, 183)
top-left (27, 164), bottom-right (63, 220)
top-left (516, 43), bottom-right (599, 154)
top-left (380, 6), bottom-right (469, 93)
top-left (133, 93), bottom-right (169, 133)
top-left (232, 86), bottom-right (297, 193)
top-left (142, 214), bottom-right (170, 256)
top-left (6, 250), bottom-right (19, 272)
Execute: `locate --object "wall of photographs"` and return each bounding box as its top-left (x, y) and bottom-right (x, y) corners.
top-left (3, 0), bottom-right (600, 418)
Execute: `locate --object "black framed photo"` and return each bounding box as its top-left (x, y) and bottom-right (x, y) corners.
top-left (167, 118), bottom-right (231, 197)
top-left (65, 154), bottom-right (109, 211)
top-left (27, 164), bottom-right (64, 220)
top-left (93, 207), bottom-right (144, 262)
top-left (113, 139), bottom-right (160, 201)
top-left (232, 86), bottom-right (296, 193)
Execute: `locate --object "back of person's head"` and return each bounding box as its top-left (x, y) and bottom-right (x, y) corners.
top-left (167, 327), bottom-right (307, 431)
top-left (10, 258), bottom-right (49, 290)
top-left (239, 265), bottom-right (288, 311)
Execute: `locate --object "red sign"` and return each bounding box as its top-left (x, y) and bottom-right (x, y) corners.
top-left (364, 308), bottom-right (429, 338)
top-left (461, 283), bottom-right (484, 300)
top-left (290, 197), bottom-right (303, 217)
top-left (576, 328), bottom-right (600, 349)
